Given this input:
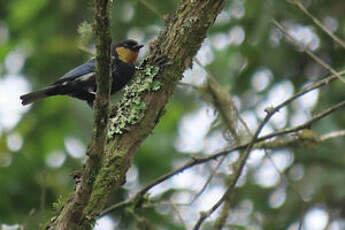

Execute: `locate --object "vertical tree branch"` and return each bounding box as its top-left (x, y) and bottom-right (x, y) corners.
top-left (46, 0), bottom-right (111, 229)
top-left (92, 0), bottom-right (111, 160)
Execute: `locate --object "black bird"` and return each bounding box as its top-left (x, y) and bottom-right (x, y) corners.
top-left (20, 39), bottom-right (144, 107)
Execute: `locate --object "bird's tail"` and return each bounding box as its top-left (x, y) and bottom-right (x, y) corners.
top-left (20, 85), bottom-right (60, 105)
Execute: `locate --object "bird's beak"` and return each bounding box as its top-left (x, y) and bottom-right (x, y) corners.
top-left (133, 44), bottom-right (144, 51)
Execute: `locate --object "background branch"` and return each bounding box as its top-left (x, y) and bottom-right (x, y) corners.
top-left (273, 19), bottom-right (345, 84)
top-left (101, 98), bottom-right (345, 218)
top-left (289, 0), bottom-right (345, 49)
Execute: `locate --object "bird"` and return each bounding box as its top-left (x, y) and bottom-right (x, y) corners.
top-left (20, 39), bottom-right (144, 107)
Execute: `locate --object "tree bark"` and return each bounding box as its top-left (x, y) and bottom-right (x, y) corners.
top-left (46, 0), bottom-right (225, 229)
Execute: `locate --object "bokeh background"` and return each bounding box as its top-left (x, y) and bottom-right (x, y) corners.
top-left (1, 0), bottom-right (345, 229)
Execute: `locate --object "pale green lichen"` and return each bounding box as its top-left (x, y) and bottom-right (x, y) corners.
top-left (108, 65), bottom-right (161, 137)
top-left (188, 16), bottom-right (198, 24)
top-left (52, 194), bottom-right (65, 213)
top-left (78, 21), bottom-right (94, 49)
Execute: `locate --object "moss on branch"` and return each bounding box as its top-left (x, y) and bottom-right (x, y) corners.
top-left (47, 1), bottom-right (226, 229)
top-left (85, 0), bottom-right (226, 222)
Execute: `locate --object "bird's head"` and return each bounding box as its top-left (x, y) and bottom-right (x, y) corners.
top-left (113, 39), bottom-right (144, 64)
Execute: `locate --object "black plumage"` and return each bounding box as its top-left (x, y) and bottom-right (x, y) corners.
top-left (20, 39), bottom-right (143, 107)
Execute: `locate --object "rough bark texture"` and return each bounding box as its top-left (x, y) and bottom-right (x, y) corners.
top-left (46, 0), bottom-right (111, 229)
top-left (46, 0), bottom-right (225, 229)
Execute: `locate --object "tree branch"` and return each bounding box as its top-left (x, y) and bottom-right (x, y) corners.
top-left (192, 90), bottom-right (345, 228)
top-left (101, 99), bottom-right (345, 218)
top-left (46, 0), bottom-right (112, 229)
top-left (289, 0), bottom-right (345, 49)
top-left (273, 19), bottom-right (345, 84)
top-left (199, 62), bottom-right (247, 229)
top-left (47, 1), bottom-right (226, 229)
top-left (320, 130), bottom-right (345, 141)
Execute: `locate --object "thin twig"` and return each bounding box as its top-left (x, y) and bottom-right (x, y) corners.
top-left (257, 100), bottom-right (345, 141)
top-left (137, 0), bottom-right (161, 16)
top-left (263, 149), bottom-right (308, 229)
top-left (289, 0), bottom-right (345, 49)
top-left (192, 98), bottom-right (345, 229)
top-left (169, 200), bottom-right (188, 229)
top-left (177, 82), bottom-right (200, 91)
top-left (192, 97), bottom-right (282, 229)
top-left (264, 149), bottom-right (306, 201)
top-left (190, 56), bottom-right (345, 229)
top-left (195, 57), bottom-right (249, 228)
top-left (320, 130), bottom-right (345, 141)
top-left (189, 155), bottom-right (227, 205)
top-left (100, 99), bottom-right (345, 217)
top-left (298, 204), bottom-right (307, 230)
top-left (273, 19), bottom-right (345, 84)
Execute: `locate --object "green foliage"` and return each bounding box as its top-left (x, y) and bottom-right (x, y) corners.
top-left (8, 0), bottom-right (48, 29)
top-left (1, 0), bottom-right (345, 229)
top-left (52, 195), bottom-right (65, 213)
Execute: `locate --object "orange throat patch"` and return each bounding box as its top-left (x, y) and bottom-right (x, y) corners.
top-left (116, 47), bottom-right (139, 64)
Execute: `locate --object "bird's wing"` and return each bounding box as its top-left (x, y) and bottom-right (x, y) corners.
top-left (53, 58), bottom-right (96, 84)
